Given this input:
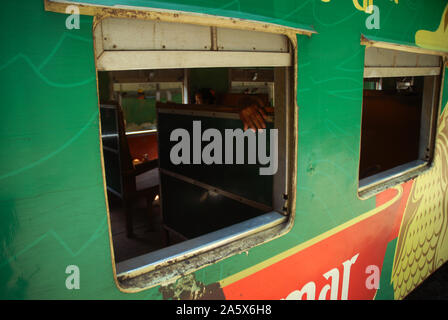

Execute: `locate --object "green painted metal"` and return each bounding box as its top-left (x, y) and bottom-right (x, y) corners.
top-left (189, 68), bottom-right (230, 97)
top-left (122, 97), bottom-right (158, 128)
top-left (374, 238), bottom-right (397, 300)
top-left (0, 0), bottom-right (447, 299)
top-left (442, 66), bottom-right (448, 113)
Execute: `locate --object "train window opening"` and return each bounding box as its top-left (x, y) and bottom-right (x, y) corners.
top-left (358, 46), bottom-right (442, 197)
top-left (95, 17), bottom-right (295, 289)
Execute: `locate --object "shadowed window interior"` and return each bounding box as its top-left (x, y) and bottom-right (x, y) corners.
top-left (358, 46), bottom-right (442, 194)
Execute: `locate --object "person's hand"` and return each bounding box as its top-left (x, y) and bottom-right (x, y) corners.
top-left (238, 104), bottom-right (267, 131)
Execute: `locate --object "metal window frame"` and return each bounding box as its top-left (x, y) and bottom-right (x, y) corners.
top-left (91, 13), bottom-right (299, 292)
top-left (358, 41), bottom-right (446, 199)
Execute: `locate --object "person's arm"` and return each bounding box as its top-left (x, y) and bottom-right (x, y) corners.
top-left (239, 104), bottom-right (267, 131)
top-left (237, 95), bottom-right (269, 131)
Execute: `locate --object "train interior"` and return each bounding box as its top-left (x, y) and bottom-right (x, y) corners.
top-left (98, 67), bottom-right (285, 263)
top-left (360, 76), bottom-right (424, 179)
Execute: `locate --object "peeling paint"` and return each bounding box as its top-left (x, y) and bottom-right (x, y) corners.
top-left (159, 274), bottom-right (225, 300)
top-left (44, 0), bottom-right (314, 37)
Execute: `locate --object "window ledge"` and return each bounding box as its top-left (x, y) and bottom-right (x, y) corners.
top-left (358, 159), bottom-right (429, 199)
top-left (116, 211), bottom-right (286, 281)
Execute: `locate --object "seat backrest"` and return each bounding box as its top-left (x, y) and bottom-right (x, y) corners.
top-left (115, 102), bottom-right (139, 197)
top-left (115, 104), bottom-right (134, 172)
top-left (100, 101), bottom-right (137, 199)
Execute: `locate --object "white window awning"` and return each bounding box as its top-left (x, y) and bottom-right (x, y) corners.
top-left (361, 35), bottom-right (445, 78)
top-left (364, 46), bottom-right (442, 78)
top-left (94, 17), bottom-right (293, 71)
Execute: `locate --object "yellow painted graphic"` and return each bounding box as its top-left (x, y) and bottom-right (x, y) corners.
top-left (320, 0), bottom-right (399, 12)
top-left (392, 103), bottom-right (448, 300)
top-left (416, 4), bottom-right (448, 52)
top-left (353, 0), bottom-right (374, 13)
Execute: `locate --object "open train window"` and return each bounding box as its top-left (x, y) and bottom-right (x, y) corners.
top-left (95, 17), bottom-right (296, 290)
top-left (358, 46), bottom-right (443, 197)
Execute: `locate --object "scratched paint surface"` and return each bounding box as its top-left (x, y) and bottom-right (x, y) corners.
top-left (0, 0), bottom-right (447, 299)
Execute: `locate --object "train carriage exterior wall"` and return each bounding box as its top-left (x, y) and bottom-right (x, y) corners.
top-left (1, 0), bottom-right (448, 299)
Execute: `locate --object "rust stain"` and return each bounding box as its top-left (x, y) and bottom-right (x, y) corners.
top-left (159, 274), bottom-right (225, 300)
top-left (46, 0), bottom-right (315, 40)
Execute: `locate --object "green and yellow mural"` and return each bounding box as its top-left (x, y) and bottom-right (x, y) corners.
top-left (416, 4), bottom-right (448, 52)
